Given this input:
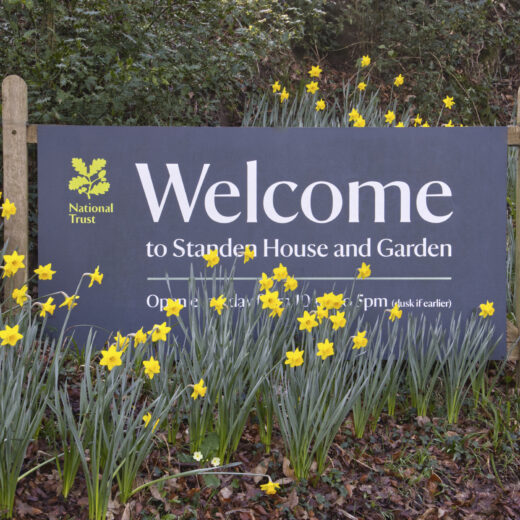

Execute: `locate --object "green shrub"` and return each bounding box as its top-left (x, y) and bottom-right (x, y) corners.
top-left (0, 0), bottom-right (305, 127)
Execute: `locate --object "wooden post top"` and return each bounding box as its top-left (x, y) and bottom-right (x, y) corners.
top-left (2, 75), bottom-right (28, 123)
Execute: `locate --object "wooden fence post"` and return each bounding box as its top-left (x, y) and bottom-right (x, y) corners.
top-left (2, 75), bottom-right (29, 294)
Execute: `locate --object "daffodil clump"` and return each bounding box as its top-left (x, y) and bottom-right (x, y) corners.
top-left (0, 183), bottom-right (502, 514)
top-left (245, 55), bottom-right (465, 129)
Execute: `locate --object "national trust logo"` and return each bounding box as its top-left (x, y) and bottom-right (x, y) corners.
top-left (68, 158), bottom-right (114, 224)
top-left (69, 158), bottom-right (110, 199)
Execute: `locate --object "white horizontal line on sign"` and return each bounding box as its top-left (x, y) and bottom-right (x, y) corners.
top-left (147, 276), bottom-right (452, 281)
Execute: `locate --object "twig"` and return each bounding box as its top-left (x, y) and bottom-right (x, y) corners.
top-left (352, 457), bottom-right (378, 473)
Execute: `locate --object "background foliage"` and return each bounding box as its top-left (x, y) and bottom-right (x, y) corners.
top-left (1, 0), bottom-right (519, 128)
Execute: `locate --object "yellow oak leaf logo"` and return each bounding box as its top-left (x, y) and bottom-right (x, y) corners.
top-left (69, 158), bottom-right (110, 199)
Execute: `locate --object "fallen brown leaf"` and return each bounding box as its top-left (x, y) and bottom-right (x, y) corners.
top-left (283, 457), bottom-right (295, 479)
top-left (15, 501), bottom-right (43, 517)
top-left (253, 458), bottom-right (269, 483)
top-left (219, 486), bottom-right (233, 502)
top-left (416, 416), bottom-right (431, 427)
top-left (282, 488), bottom-right (298, 509)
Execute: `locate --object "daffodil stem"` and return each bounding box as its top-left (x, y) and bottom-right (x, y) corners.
top-left (129, 466), bottom-right (272, 499)
top-left (128, 463), bottom-right (243, 498)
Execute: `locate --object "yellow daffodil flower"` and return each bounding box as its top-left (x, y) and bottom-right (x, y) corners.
top-left (133, 327), bottom-right (148, 346)
top-left (1, 199), bottom-right (16, 220)
top-left (143, 355), bottom-right (161, 379)
top-left (315, 305), bottom-right (329, 323)
top-left (99, 344), bottom-right (123, 371)
top-left (2, 264), bottom-right (16, 278)
top-left (306, 81), bottom-right (319, 94)
top-left (353, 116), bottom-right (366, 127)
top-left (12, 285), bottom-right (28, 306)
top-left (316, 292), bottom-right (336, 310)
top-left (297, 310), bottom-right (318, 332)
top-left (269, 304), bottom-right (284, 318)
top-left (59, 294), bottom-right (79, 310)
top-left (149, 322), bottom-right (171, 342)
top-left (385, 110), bottom-right (396, 124)
top-left (35, 263), bottom-right (56, 280)
top-left (352, 330), bottom-right (368, 350)
top-left (348, 108), bottom-right (360, 122)
top-left (479, 300), bottom-right (494, 318)
top-left (285, 348), bottom-right (304, 367)
top-left (271, 80), bottom-right (281, 93)
top-left (243, 245), bottom-right (255, 263)
top-left (112, 331), bottom-right (130, 352)
top-left (210, 294), bottom-right (227, 315)
top-left (272, 263), bottom-right (288, 281)
top-left (317, 339), bottom-right (334, 360)
top-left (260, 289), bottom-right (280, 310)
top-left (422, 121), bottom-right (430, 127)
top-left (142, 412), bottom-right (159, 431)
top-left (357, 262), bottom-right (371, 279)
top-left (329, 311), bottom-right (346, 330)
top-left (39, 297), bottom-right (56, 317)
top-left (280, 88), bottom-right (289, 103)
top-left (2, 251), bottom-right (25, 278)
top-left (357, 82), bottom-right (367, 91)
top-left (164, 298), bottom-right (185, 317)
top-left (394, 74), bottom-right (404, 87)
top-left (284, 275), bottom-right (298, 292)
top-left (360, 55), bottom-right (371, 67)
top-left (413, 115), bottom-right (422, 127)
top-left (396, 122), bottom-right (404, 127)
top-left (261, 480), bottom-right (281, 495)
top-left (308, 65), bottom-right (322, 78)
top-left (387, 303), bottom-right (402, 322)
top-left (444, 120), bottom-right (454, 127)
top-left (315, 99), bottom-right (326, 111)
top-left (0, 324), bottom-right (23, 346)
top-left (259, 273), bottom-right (274, 292)
top-left (203, 248), bottom-right (220, 268)
top-left (87, 266), bottom-right (103, 287)
top-left (332, 293), bottom-right (344, 310)
top-left (443, 96), bottom-right (455, 109)
top-left (191, 378), bottom-right (207, 399)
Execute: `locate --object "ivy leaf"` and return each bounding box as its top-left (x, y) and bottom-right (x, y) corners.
top-left (89, 158), bottom-right (107, 176)
top-left (89, 181), bottom-right (110, 196)
top-left (71, 158), bottom-right (88, 176)
top-left (69, 176), bottom-right (89, 191)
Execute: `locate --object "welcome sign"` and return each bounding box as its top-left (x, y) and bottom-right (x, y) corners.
top-left (38, 126), bottom-right (507, 356)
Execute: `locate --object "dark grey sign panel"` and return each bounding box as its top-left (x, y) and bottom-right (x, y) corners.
top-left (38, 126), bottom-right (507, 357)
